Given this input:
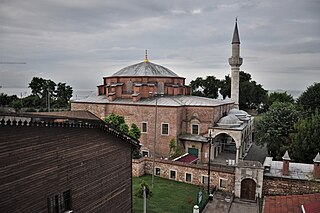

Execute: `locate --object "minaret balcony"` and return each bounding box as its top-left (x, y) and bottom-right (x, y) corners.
top-left (228, 57), bottom-right (243, 67)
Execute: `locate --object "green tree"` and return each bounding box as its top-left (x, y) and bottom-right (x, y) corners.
top-left (219, 75), bottom-right (231, 99)
top-left (0, 93), bottom-right (19, 106)
top-left (290, 110), bottom-right (320, 163)
top-left (55, 83), bottom-right (73, 108)
top-left (219, 71), bottom-right (268, 110)
top-left (268, 92), bottom-right (294, 105)
top-left (190, 76), bottom-right (220, 98)
top-left (29, 77), bottom-right (45, 97)
top-left (22, 95), bottom-right (41, 108)
top-left (255, 102), bottom-right (300, 160)
top-left (129, 123), bottom-right (141, 140)
top-left (169, 138), bottom-right (177, 154)
top-left (103, 113), bottom-right (126, 129)
top-left (297, 82), bottom-right (320, 112)
top-left (135, 181), bottom-right (153, 199)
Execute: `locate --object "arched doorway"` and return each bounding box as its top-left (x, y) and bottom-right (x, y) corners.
top-left (241, 178), bottom-right (256, 200)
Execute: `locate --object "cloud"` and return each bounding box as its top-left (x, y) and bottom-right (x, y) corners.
top-left (0, 0), bottom-right (319, 92)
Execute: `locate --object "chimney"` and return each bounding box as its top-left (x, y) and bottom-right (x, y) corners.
top-left (313, 152), bottom-right (320, 179)
top-left (282, 150), bottom-right (291, 176)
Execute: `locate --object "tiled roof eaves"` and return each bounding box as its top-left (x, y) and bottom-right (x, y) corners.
top-left (0, 116), bottom-right (141, 148)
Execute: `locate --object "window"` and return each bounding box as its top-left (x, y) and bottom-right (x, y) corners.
top-left (186, 173), bottom-right (192, 182)
top-left (63, 190), bottom-right (72, 211)
top-left (170, 170), bottom-right (176, 180)
top-left (48, 190), bottom-right (72, 213)
top-left (202, 176), bottom-right (209, 185)
top-left (155, 168), bottom-right (161, 176)
top-left (142, 151), bottom-right (149, 157)
top-left (141, 122), bottom-right (147, 133)
top-left (191, 124), bottom-right (199, 135)
top-left (219, 178), bottom-right (227, 189)
top-left (161, 123), bottom-right (169, 135)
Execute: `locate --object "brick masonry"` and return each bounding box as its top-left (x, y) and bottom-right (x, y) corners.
top-left (263, 176), bottom-right (320, 195)
top-left (132, 158), bottom-right (235, 192)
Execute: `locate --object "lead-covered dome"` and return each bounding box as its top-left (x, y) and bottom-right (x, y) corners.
top-left (217, 114), bottom-right (243, 128)
top-left (112, 61), bottom-right (180, 77)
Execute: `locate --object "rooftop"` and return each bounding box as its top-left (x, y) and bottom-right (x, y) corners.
top-left (264, 159), bottom-right (315, 180)
top-left (264, 193), bottom-right (320, 213)
top-left (73, 92), bottom-right (234, 107)
top-left (0, 111), bottom-right (141, 148)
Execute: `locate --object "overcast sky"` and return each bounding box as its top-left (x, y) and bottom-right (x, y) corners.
top-left (1, 0), bottom-right (319, 91)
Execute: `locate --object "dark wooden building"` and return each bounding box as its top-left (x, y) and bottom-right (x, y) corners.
top-left (0, 111), bottom-right (140, 213)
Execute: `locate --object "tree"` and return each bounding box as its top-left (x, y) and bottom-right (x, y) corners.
top-left (103, 114), bottom-right (141, 140)
top-left (55, 83), bottom-right (73, 108)
top-left (129, 123), bottom-right (141, 140)
top-left (29, 77), bottom-right (45, 97)
top-left (219, 71), bottom-right (268, 110)
top-left (268, 92), bottom-right (294, 105)
top-left (297, 82), bottom-right (320, 112)
top-left (135, 181), bottom-right (153, 199)
top-left (169, 138), bottom-right (177, 155)
top-left (255, 102), bottom-right (300, 160)
top-left (190, 76), bottom-right (220, 98)
top-left (219, 75), bottom-right (231, 99)
top-left (103, 114), bottom-right (126, 129)
top-left (0, 93), bottom-right (19, 106)
top-left (290, 110), bottom-right (320, 163)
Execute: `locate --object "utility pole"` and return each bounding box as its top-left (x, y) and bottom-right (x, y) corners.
top-left (152, 93), bottom-right (158, 189)
top-left (143, 185), bottom-right (146, 213)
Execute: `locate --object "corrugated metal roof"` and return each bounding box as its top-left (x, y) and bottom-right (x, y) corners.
top-left (72, 93), bottom-right (234, 107)
top-left (111, 61), bottom-right (180, 77)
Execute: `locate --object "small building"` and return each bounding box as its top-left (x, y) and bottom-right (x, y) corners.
top-left (0, 111), bottom-right (140, 213)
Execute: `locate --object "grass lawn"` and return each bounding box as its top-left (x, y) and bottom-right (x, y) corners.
top-left (133, 175), bottom-right (208, 213)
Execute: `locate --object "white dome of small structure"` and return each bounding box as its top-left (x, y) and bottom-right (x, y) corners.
top-left (217, 114), bottom-right (243, 128)
top-left (228, 108), bottom-right (247, 116)
top-left (228, 108), bottom-right (250, 121)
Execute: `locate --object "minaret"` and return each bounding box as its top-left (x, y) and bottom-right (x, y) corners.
top-left (229, 18), bottom-right (243, 109)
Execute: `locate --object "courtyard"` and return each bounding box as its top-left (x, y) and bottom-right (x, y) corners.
top-left (133, 175), bottom-right (208, 213)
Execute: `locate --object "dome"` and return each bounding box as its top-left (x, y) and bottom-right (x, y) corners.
top-left (228, 108), bottom-right (248, 116)
top-left (217, 114), bottom-right (242, 128)
top-left (112, 61), bottom-right (180, 77)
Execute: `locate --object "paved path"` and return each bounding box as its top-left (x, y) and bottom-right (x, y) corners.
top-left (229, 198), bottom-right (258, 213)
top-left (202, 191), bottom-right (232, 213)
top-left (203, 192), bottom-right (258, 213)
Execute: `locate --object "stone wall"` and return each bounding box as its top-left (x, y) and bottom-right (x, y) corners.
top-left (263, 176), bottom-right (320, 195)
top-left (132, 158), bottom-right (235, 192)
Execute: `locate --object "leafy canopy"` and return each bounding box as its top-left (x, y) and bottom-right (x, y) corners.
top-left (103, 113), bottom-right (141, 140)
top-left (190, 71), bottom-right (268, 110)
top-left (255, 102), bottom-right (300, 160)
top-left (290, 110), bottom-right (320, 163)
top-left (297, 82), bottom-right (320, 112)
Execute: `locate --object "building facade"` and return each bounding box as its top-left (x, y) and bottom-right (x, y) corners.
top-left (0, 112), bottom-right (139, 213)
top-left (71, 22), bottom-right (251, 165)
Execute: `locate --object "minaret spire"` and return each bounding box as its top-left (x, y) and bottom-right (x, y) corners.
top-left (229, 19), bottom-right (243, 109)
top-left (232, 18), bottom-right (240, 44)
top-left (144, 50), bottom-right (149, 62)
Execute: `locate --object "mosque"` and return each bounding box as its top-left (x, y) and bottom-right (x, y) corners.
top-left (71, 21), bottom-right (254, 165)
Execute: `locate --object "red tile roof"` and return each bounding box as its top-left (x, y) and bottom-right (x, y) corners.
top-left (302, 201), bottom-right (320, 213)
top-left (176, 153), bottom-right (198, 164)
top-left (264, 193), bottom-right (320, 213)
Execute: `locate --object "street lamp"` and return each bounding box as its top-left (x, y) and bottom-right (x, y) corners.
top-left (207, 131), bottom-right (214, 194)
top-left (151, 92), bottom-right (159, 189)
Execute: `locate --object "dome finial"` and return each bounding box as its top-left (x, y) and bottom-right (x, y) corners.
top-left (144, 50), bottom-right (149, 62)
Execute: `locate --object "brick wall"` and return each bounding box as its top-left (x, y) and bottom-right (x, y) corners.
top-left (263, 176), bottom-right (320, 195)
top-left (71, 102), bottom-right (106, 119)
top-left (132, 158), bottom-right (235, 192)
